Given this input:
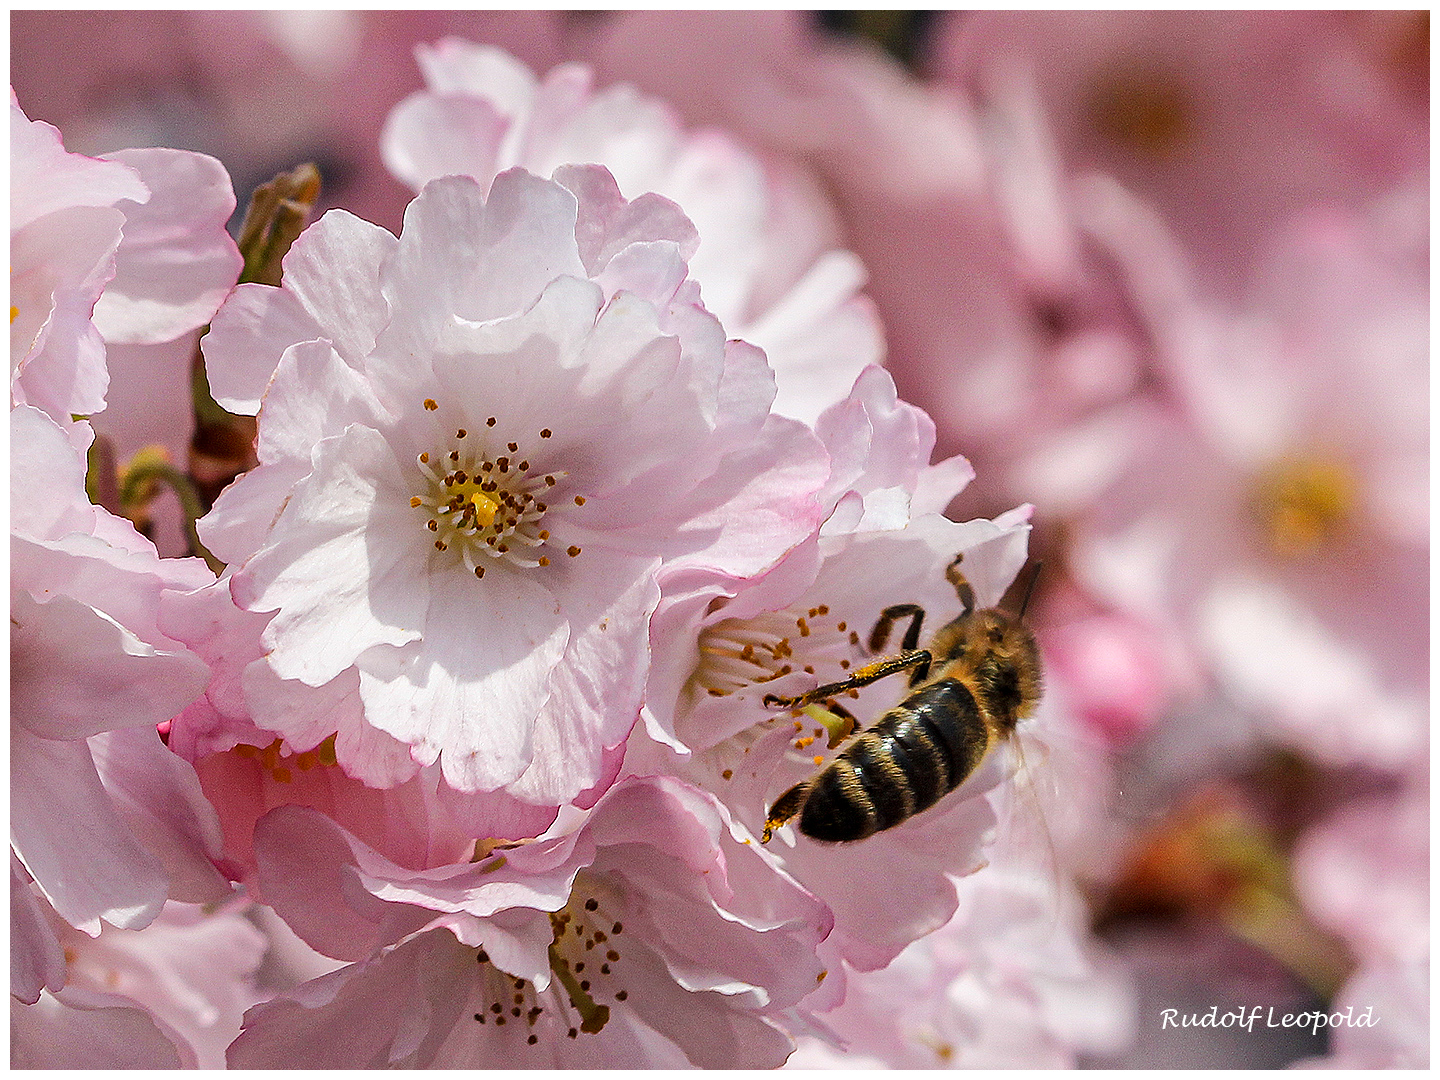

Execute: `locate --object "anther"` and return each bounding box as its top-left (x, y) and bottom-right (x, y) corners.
top-left (486, 417), bottom-right (497, 427)
top-left (424, 399), bottom-right (438, 411)
top-left (540, 428), bottom-right (552, 438)
top-left (508, 442), bottom-right (519, 452)
top-left (573, 495), bottom-right (586, 506)
top-left (567, 546), bottom-right (582, 558)
top-left (456, 428), bottom-right (467, 438)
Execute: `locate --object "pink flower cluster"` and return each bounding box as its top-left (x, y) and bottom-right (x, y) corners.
top-left (11, 11), bottom-right (1426, 1069)
top-left (10, 48), bottom-right (1121, 1068)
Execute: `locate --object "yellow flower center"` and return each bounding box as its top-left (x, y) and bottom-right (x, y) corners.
top-left (411, 402), bottom-right (586, 579)
top-left (1087, 63), bottom-right (1192, 158)
top-left (468, 881), bottom-right (629, 1045)
top-left (1251, 453), bottom-right (1357, 557)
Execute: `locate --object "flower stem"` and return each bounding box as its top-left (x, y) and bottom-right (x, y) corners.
top-left (119, 456), bottom-right (224, 574)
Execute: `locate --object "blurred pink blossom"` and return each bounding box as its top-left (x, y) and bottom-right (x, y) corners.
top-left (1021, 178), bottom-right (1427, 770)
top-left (784, 864), bottom-right (1134, 1068)
top-left (935, 11), bottom-right (1427, 299)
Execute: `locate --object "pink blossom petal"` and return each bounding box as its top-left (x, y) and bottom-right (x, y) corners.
top-left (715, 338), bottom-right (779, 431)
top-left (11, 857), bottom-right (65, 1005)
top-left (201, 282), bottom-right (323, 415)
top-left (278, 208), bottom-right (398, 367)
top-left (255, 339), bottom-right (391, 465)
top-left (54, 901), bottom-right (269, 1070)
top-left (376, 172), bottom-right (586, 357)
top-left (226, 929), bottom-right (475, 1068)
top-left (241, 662), bottom-right (421, 789)
top-left (381, 91), bottom-right (507, 193)
top-left (744, 251), bottom-right (884, 425)
top-left (775, 790), bottom-right (998, 971)
top-left (505, 550), bottom-right (660, 803)
top-left (12, 983), bottom-right (189, 1069)
top-left (554, 162), bottom-right (699, 274)
top-left (356, 565), bottom-right (568, 793)
top-left (88, 728), bottom-right (229, 906)
top-left (638, 415), bottom-right (828, 578)
top-left (416, 37), bottom-right (540, 109)
top-left (195, 459), bottom-right (310, 567)
top-left (251, 807), bottom-right (437, 962)
top-left (10, 585), bottom-right (207, 742)
top-left (235, 424), bottom-right (427, 686)
top-left (11, 404), bottom-right (98, 540)
top-left (91, 148), bottom-right (242, 345)
top-left (10, 204), bottom-right (122, 419)
top-left (12, 729), bottom-right (167, 935)
top-left (10, 98), bottom-right (148, 230)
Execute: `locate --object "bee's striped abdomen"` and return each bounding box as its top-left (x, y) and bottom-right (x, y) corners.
top-left (798, 678), bottom-right (990, 842)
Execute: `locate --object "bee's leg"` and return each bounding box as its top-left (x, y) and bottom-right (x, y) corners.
top-left (946, 555), bottom-right (976, 616)
top-left (762, 649), bottom-right (931, 710)
top-left (868, 603), bottom-right (926, 654)
top-left (761, 779), bottom-right (813, 843)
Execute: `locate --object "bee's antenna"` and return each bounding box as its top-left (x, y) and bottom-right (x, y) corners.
top-left (1017, 562), bottom-right (1044, 619)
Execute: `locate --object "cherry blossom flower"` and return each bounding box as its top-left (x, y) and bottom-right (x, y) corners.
top-left (198, 167), bottom-right (827, 804)
top-left (10, 93), bottom-right (241, 423)
top-left (1019, 178), bottom-right (1427, 771)
top-left (633, 502), bottom-right (1035, 971)
top-left (11, 405), bottom-right (220, 946)
top-left (11, 900), bottom-right (268, 1069)
top-left (934, 11), bottom-right (1427, 296)
top-left (380, 38), bottom-right (883, 424)
top-left (225, 775), bottom-right (831, 1068)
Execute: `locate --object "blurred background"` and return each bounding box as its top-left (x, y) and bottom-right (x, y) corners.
top-left (12, 10), bottom-right (1428, 1068)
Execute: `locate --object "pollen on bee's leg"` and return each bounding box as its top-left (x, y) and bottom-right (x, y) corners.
top-left (801, 703), bottom-right (856, 748)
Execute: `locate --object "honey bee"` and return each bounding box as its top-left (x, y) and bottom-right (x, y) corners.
top-left (760, 556), bottom-right (1042, 844)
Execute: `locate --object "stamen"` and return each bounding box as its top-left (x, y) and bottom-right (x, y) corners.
top-left (410, 403), bottom-right (574, 574)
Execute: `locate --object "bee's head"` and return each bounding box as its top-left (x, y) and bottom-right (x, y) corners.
top-left (962, 608), bottom-right (1044, 729)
